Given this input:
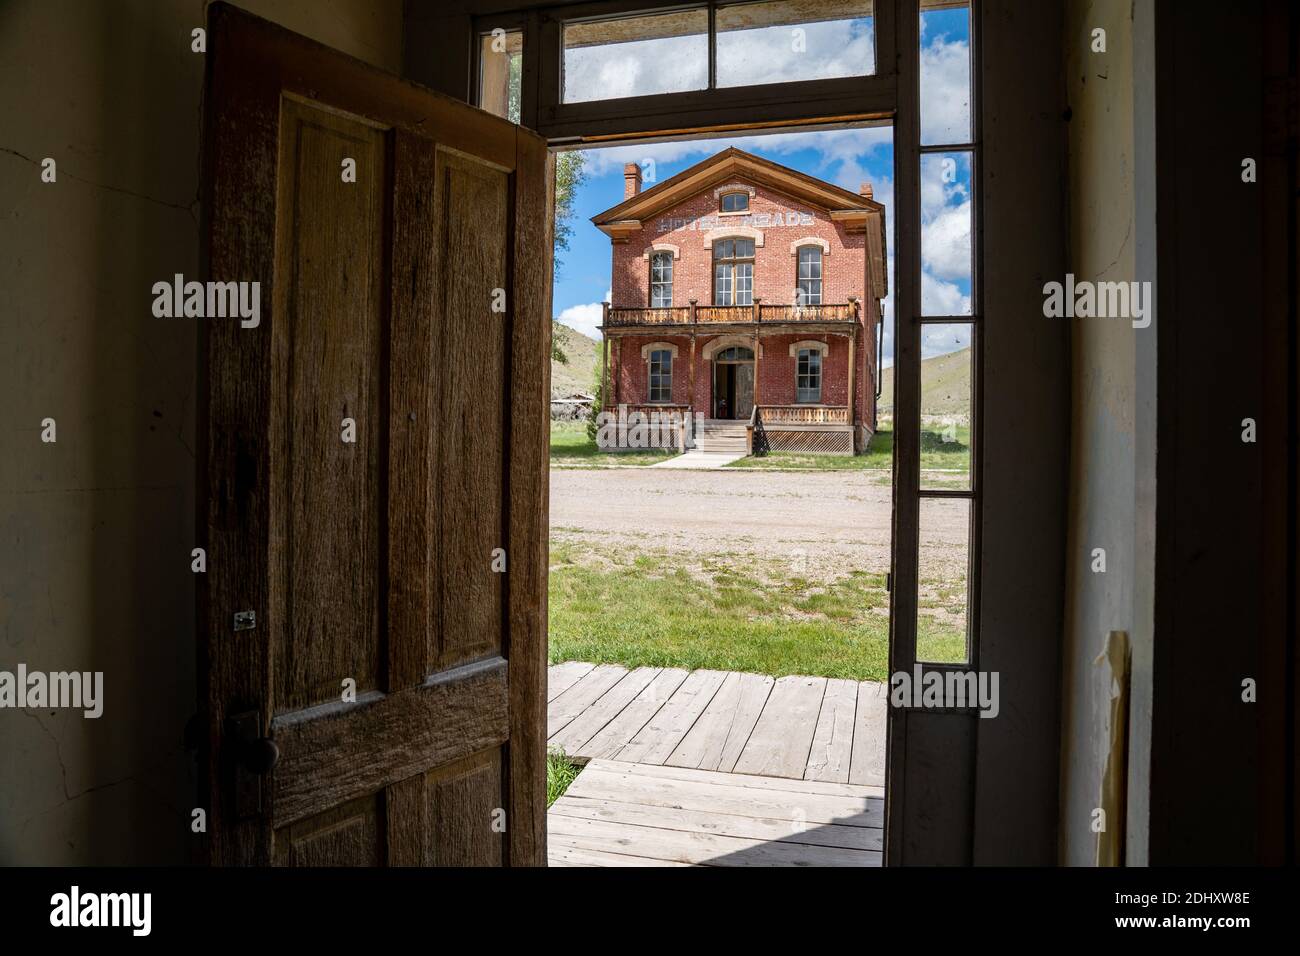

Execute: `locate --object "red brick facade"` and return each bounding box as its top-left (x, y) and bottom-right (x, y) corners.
top-left (593, 149), bottom-right (886, 450)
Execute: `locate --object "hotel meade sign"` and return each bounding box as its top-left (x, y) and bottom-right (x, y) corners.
top-left (657, 209), bottom-right (816, 233)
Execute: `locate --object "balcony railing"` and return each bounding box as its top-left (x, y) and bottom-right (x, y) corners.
top-left (604, 302), bottom-right (858, 328)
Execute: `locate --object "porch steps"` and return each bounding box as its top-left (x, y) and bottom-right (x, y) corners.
top-left (694, 419), bottom-right (749, 454)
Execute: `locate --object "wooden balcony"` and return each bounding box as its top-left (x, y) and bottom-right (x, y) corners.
top-left (604, 302), bottom-right (858, 329)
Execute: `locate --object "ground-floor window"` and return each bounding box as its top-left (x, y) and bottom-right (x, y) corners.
top-left (648, 347), bottom-right (673, 402)
top-left (796, 347), bottom-right (822, 402)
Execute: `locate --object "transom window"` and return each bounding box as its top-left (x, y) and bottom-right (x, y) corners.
top-left (797, 246), bottom-right (823, 305)
top-left (796, 348), bottom-right (822, 403)
top-left (713, 238), bottom-right (754, 306)
top-left (721, 191), bottom-right (750, 213)
top-left (650, 251), bottom-right (673, 307)
top-left (714, 346), bottom-right (754, 362)
top-left (648, 348), bottom-right (673, 402)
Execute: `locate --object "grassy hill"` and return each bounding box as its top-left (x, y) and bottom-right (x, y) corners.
top-left (551, 322), bottom-right (600, 398)
top-left (878, 346), bottom-right (971, 421)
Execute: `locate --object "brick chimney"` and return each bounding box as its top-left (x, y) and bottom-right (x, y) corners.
top-left (859, 182), bottom-right (873, 200)
top-left (624, 163), bottom-right (643, 199)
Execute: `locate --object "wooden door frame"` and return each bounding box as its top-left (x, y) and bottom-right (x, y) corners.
top-left (405, 0), bottom-right (1069, 866)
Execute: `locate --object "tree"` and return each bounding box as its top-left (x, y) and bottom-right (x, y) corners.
top-left (554, 151), bottom-right (587, 279)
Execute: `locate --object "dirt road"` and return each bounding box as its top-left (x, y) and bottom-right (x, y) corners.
top-left (551, 468), bottom-right (970, 581)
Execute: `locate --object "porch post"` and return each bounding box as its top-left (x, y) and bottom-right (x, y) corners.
top-left (600, 303), bottom-right (609, 412)
top-left (752, 297), bottom-right (761, 413)
top-left (689, 331), bottom-right (697, 417)
top-left (848, 297), bottom-right (859, 438)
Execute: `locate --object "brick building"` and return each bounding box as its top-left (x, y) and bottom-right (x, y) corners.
top-left (593, 147), bottom-right (887, 454)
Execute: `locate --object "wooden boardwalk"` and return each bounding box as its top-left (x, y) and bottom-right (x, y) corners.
top-left (547, 662), bottom-right (887, 784)
top-left (549, 759), bottom-right (883, 867)
top-left (546, 663), bottom-right (887, 867)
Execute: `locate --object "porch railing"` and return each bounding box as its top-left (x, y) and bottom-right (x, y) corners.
top-left (758, 405), bottom-right (851, 425)
top-left (605, 302), bottom-right (857, 328)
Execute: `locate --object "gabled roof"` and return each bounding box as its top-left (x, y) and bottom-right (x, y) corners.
top-left (592, 147), bottom-right (883, 231)
top-left (591, 146), bottom-right (888, 298)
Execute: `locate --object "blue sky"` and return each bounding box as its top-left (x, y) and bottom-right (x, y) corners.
top-left (552, 6), bottom-right (973, 367)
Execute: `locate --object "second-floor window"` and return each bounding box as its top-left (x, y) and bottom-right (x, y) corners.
top-left (648, 348), bottom-right (673, 402)
top-left (797, 246), bottom-right (823, 305)
top-left (796, 348), bottom-right (822, 403)
top-left (721, 191), bottom-right (750, 212)
top-left (650, 252), bottom-right (673, 307)
top-left (714, 238), bottom-right (754, 306)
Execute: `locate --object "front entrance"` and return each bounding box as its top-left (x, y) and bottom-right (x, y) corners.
top-left (712, 347), bottom-right (755, 419)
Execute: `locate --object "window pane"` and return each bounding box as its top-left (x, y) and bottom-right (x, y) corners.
top-left (478, 29), bottom-right (523, 123)
top-left (920, 151), bottom-right (973, 315)
top-left (717, 0), bottom-right (875, 88)
top-left (920, 0), bottom-right (971, 145)
top-left (563, 11), bottom-right (709, 103)
top-left (919, 323), bottom-right (972, 490)
top-left (917, 496), bottom-right (970, 664)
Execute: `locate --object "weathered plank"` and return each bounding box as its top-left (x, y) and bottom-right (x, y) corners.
top-left (548, 814), bottom-right (881, 867)
top-left (577, 667), bottom-right (689, 761)
top-left (552, 795), bottom-right (882, 851)
top-left (573, 763), bottom-right (882, 828)
top-left (549, 667), bottom-right (661, 757)
top-left (667, 670), bottom-right (773, 771)
top-left (547, 843), bottom-right (691, 867)
top-left (547, 661), bottom-right (596, 702)
top-left (607, 757), bottom-right (883, 799)
top-left (547, 664), bottom-right (628, 738)
top-left (805, 678), bottom-right (859, 783)
top-left (733, 675), bottom-right (828, 779)
top-left (616, 669), bottom-right (727, 764)
top-left (849, 681), bottom-right (888, 786)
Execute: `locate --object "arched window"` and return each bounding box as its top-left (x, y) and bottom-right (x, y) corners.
top-left (720, 191), bottom-right (750, 213)
top-left (714, 346), bottom-right (754, 362)
top-left (648, 348), bottom-right (673, 402)
top-left (797, 245), bottom-right (823, 305)
top-left (713, 238), bottom-right (754, 305)
top-left (796, 348), bottom-right (822, 403)
top-left (649, 251), bottom-right (673, 307)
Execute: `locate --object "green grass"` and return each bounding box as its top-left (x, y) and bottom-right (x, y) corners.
top-left (547, 750), bottom-right (581, 806)
top-left (726, 427), bottom-right (970, 477)
top-left (550, 420), bottom-right (678, 467)
top-left (548, 544), bottom-right (966, 681)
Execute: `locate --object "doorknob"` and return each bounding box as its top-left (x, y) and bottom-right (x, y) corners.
top-left (226, 711), bottom-right (279, 775)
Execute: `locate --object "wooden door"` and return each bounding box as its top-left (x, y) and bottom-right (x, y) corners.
top-left (735, 363), bottom-right (755, 419)
top-left (198, 3), bottom-right (551, 866)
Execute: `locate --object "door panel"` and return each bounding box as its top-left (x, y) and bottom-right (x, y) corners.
top-left (736, 364), bottom-right (755, 418)
top-left (199, 3), bottom-right (551, 866)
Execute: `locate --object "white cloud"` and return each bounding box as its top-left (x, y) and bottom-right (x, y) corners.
top-left (919, 35), bottom-right (971, 144)
top-left (556, 290), bottom-right (611, 340)
top-left (921, 199), bottom-right (972, 282)
top-left (921, 272), bottom-right (972, 318)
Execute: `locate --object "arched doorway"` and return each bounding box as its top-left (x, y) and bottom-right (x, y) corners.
top-left (712, 345), bottom-right (754, 420)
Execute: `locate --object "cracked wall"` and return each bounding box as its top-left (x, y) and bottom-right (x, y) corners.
top-left (0, 0), bottom-right (402, 864)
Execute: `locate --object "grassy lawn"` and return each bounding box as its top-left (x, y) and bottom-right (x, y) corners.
top-left (550, 420), bottom-right (678, 467)
top-left (548, 543), bottom-right (965, 681)
top-left (547, 750), bottom-right (581, 806)
top-left (727, 428), bottom-right (970, 480)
